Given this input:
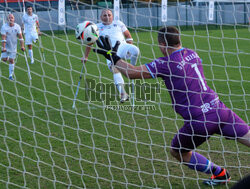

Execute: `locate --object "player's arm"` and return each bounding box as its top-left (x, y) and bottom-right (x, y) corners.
top-left (115, 59), bottom-right (152, 79)
top-left (18, 33), bottom-right (25, 51)
top-left (123, 30), bottom-right (133, 44)
top-left (21, 16), bottom-right (25, 32)
top-left (36, 20), bottom-right (41, 35)
top-left (1, 34), bottom-right (6, 52)
top-left (21, 23), bottom-right (24, 32)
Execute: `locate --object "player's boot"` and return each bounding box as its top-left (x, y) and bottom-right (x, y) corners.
top-left (31, 59), bottom-right (34, 64)
top-left (9, 75), bottom-right (14, 81)
top-left (120, 93), bottom-right (129, 103)
top-left (203, 168), bottom-right (231, 186)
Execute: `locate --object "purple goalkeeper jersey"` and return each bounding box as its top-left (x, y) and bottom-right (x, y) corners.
top-left (146, 48), bottom-right (219, 119)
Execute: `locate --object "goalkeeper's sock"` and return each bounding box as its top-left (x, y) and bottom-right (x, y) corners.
top-left (9, 63), bottom-right (15, 77)
top-left (188, 152), bottom-right (222, 175)
top-left (113, 72), bottom-right (126, 97)
top-left (28, 49), bottom-right (34, 63)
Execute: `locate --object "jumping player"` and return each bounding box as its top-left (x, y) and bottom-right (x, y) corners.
top-left (1, 14), bottom-right (25, 80)
top-left (22, 6), bottom-right (40, 64)
top-left (94, 27), bottom-right (250, 185)
top-left (84, 9), bottom-right (140, 103)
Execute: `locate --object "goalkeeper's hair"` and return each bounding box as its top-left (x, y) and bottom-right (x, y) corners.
top-left (158, 26), bottom-right (180, 47)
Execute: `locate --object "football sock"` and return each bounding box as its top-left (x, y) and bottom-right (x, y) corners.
top-left (113, 72), bottom-right (126, 96)
top-left (188, 152), bottom-right (222, 175)
top-left (28, 49), bottom-right (34, 62)
top-left (9, 63), bottom-right (15, 77)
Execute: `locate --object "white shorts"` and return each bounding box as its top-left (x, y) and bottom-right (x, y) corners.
top-left (107, 43), bottom-right (139, 71)
top-left (25, 33), bottom-right (38, 45)
top-left (1, 52), bottom-right (17, 60)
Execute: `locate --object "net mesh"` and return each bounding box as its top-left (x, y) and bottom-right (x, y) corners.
top-left (0, 0), bottom-right (249, 188)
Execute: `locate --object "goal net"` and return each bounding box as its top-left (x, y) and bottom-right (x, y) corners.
top-left (0, 0), bottom-right (249, 188)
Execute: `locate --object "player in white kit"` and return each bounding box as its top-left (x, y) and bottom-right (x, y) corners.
top-left (22, 6), bottom-right (40, 64)
top-left (84, 9), bottom-right (140, 103)
top-left (1, 14), bottom-right (25, 80)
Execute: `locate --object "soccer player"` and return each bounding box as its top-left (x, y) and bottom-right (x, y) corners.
top-left (84, 9), bottom-right (140, 103)
top-left (1, 14), bottom-right (25, 80)
top-left (22, 6), bottom-right (40, 64)
top-left (94, 27), bottom-right (250, 185)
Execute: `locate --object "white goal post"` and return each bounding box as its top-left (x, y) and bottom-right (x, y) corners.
top-left (0, 0), bottom-right (249, 188)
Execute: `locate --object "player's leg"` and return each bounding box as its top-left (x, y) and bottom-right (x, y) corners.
top-left (117, 43), bottom-right (140, 66)
top-left (126, 45), bottom-right (139, 105)
top-left (28, 44), bottom-right (34, 64)
top-left (25, 33), bottom-right (34, 64)
top-left (123, 44), bottom-right (140, 66)
top-left (107, 60), bottom-right (128, 103)
top-left (8, 59), bottom-right (15, 81)
top-left (8, 52), bottom-right (17, 80)
top-left (117, 44), bottom-right (139, 104)
top-left (113, 67), bottom-right (128, 103)
top-left (170, 118), bottom-right (230, 185)
top-left (1, 52), bottom-right (8, 63)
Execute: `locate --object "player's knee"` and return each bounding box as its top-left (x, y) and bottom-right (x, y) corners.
top-left (9, 59), bottom-right (15, 64)
top-left (131, 46), bottom-right (140, 56)
top-left (1, 58), bottom-right (7, 62)
top-left (113, 67), bottom-right (120, 74)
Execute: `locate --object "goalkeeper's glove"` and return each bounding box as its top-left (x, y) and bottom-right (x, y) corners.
top-left (93, 36), bottom-right (121, 65)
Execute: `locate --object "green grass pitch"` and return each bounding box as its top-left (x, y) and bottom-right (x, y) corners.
top-left (0, 26), bottom-right (249, 188)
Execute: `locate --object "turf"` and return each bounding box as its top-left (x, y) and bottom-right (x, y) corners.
top-left (0, 26), bottom-right (249, 188)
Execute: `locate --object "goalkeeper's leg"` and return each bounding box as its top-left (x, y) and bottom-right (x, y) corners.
top-left (170, 120), bottom-right (229, 186)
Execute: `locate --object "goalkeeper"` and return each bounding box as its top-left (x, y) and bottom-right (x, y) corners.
top-left (1, 14), bottom-right (25, 80)
top-left (84, 9), bottom-right (140, 103)
top-left (94, 27), bottom-right (250, 186)
top-left (22, 6), bottom-right (40, 64)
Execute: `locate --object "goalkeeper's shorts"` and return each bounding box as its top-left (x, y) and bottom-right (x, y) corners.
top-left (25, 33), bottom-right (38, 45)
top-left (171, 101), bottom-right (249, 153)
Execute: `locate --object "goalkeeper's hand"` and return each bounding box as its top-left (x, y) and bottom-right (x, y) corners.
top-left (93, 36), bottom-right (121, 65)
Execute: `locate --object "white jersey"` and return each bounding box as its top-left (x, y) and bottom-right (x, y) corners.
top-left (1, 23), bottom-right (22, 53)
top-left (22, 13), bottom-right (38, 34)
top-left (97, 20), bottom-right (128, 47)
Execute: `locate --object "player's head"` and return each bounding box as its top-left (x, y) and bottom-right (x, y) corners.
top-left (158, 26), bottom-right (181, 55)
top-left (100, 9), bottom-right (113, 25)
top-left (7, 14), bottom-right (15, 25)
top-left (27, 6), bottom-right (33, 15)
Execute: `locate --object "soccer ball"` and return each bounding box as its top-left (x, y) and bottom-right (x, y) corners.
top-left (75, 21), bottom-right (99, 45)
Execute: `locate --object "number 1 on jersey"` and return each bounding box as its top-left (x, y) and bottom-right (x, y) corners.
top-left (191, 63), bottom-right (207, 91)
